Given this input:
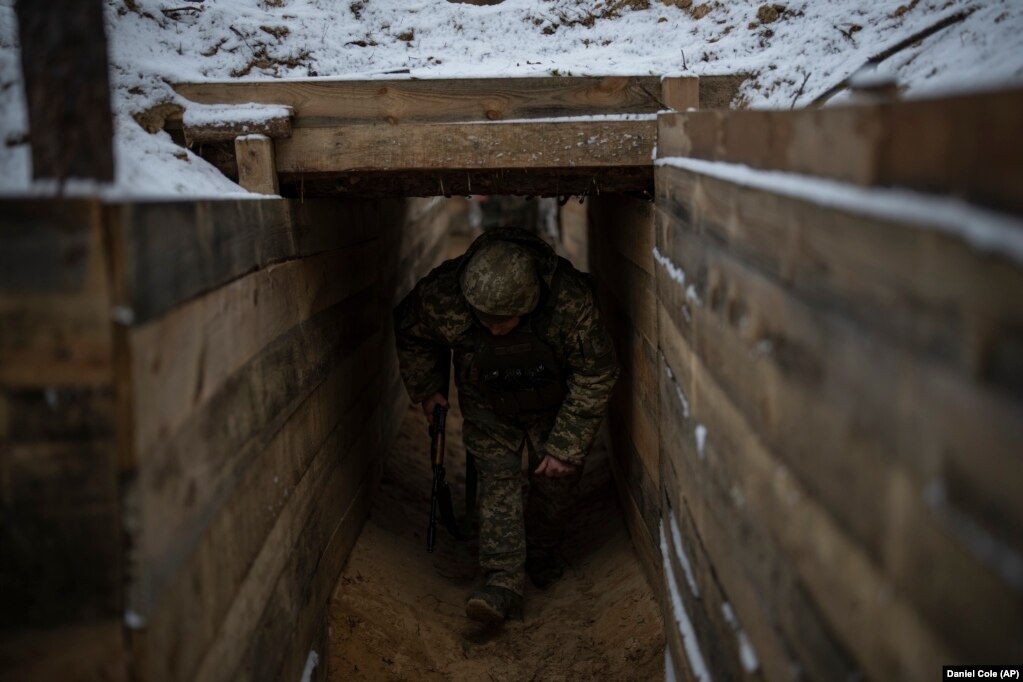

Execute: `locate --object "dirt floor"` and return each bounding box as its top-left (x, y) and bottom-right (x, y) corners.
top-left (326, 392), bottom-right (665, 681)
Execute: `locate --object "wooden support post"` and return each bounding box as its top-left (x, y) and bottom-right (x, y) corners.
top-left (15, 0), bottom-right (114, 182)
top-left (235, 134), bottom-right (279, 195)
top-left (662, 76), bottom-right (700, 111)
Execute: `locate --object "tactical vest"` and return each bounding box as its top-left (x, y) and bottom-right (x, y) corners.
top-left (467, 318), bottom-right (566, 417)
top-left (465, 264), bottom-right (568, 417)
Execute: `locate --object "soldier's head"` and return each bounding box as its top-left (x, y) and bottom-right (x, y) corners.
top-left (461, 240), bottom-right (540, 336)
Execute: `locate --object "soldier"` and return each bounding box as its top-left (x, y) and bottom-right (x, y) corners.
top-left (393, 227), bottom-right (618, 625)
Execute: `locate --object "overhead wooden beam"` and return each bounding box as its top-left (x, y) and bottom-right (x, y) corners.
top-left (174, 76), bottom-right (679, 123)
top-left (275, 118), bottom-right (655, 173)
top-left (170, 75), bottom-right (709, 196)
top-left (278, 167), bottom-right (652, 198)
top-left (15, 0), bottom-right (114, 182)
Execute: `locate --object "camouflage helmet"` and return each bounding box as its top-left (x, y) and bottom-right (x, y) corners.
top-left (460, 241), bottom-right (540, 317)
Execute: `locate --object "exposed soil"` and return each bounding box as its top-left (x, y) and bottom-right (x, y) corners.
top-left (327, 392), bottom-right (664, 681)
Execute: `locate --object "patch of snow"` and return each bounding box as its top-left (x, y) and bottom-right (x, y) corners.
top-left (668, 510), bottom-right (700, 598)
top-left (111, 306), bottom-right (136, 326)
top-left (847, 63), bottom-right (897, 90)
top-left (182, 102), bottom-right (292, 126)
top-left (685, 284), bottom-right (703, 307)
top-left (721, 602), bottom-right (761, 674)
top-left (753, 339), bottom-right (774, 358)
top-left (660, 521), bottom-right (712, 682)
top-left (653, 246), bottom-right (686, 287)
top-left (300, 650), bottom-right (319, 682)
top-left (695, 425), bottom-right (708, 459)
top-left (124, 610), bottom-right (145, 630)
top-left (657, 156), bottom-right (1023, 267)
top-left (887, 1), bottom-right (1023, 101)
top-left (664, 362), bottom-right (690, 419)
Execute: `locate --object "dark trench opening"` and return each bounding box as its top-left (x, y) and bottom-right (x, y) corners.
top-left (325, 195), bottom-right (665, 681)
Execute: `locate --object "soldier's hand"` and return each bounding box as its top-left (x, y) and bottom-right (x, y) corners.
top-left (421, 392), bottom-right (449, 425)
top-left (534, 454), bottom-right (577, 478)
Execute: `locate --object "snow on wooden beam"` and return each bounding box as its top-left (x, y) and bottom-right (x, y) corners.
top-left (169, 75), bottom-right (704, 192)
top-left (178, 103), bottom-right (294, 145)
top-left (173, 76), bottom-right (693, 123)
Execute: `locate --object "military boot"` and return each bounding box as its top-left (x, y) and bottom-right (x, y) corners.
top-left (465, 585), bottom-right (523, 625)
top-left (526, 547), bottom-right (565, 590)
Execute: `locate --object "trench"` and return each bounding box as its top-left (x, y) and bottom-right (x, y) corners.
top-left (5, 83), bottom-right (1022, 682)
top-left (325, 223), bottom-right (665, 681)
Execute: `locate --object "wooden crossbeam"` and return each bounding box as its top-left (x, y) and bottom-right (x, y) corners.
top-left (170, 75), bottom-right (701, 195)
top-left (174, 76), bottom-right (678, 123)
top-left (275, 118), bottom-right (656, 173)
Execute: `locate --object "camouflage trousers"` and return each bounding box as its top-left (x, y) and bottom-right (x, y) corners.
top-left (463, 415), bottom-right (583, 596)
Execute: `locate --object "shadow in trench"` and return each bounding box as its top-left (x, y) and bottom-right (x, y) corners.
top-left (327, 387), bottom-right (665, 681)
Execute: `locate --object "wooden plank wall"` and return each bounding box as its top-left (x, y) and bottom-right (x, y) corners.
top-left (0, 195), bottom-right (448, 682)
top-left (586, 196), bottom-right (662, 588)
top-left (0, 201), bottom-right (125, 681)
top-left (653, 92), bottom-right (1023, 681)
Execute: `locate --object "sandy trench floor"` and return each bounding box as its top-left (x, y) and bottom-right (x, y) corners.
top-left (326, 390), bottom-right (665, 682)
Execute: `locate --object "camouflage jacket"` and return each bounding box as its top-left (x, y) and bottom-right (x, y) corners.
top-left (393, 228), bottom-right (618, 465)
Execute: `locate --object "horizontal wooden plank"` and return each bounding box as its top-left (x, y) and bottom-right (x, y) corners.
top-left (106, 198), bottom-right (402, 323)
top-left (658, 342), bottom-right (859, 682)
top-left (657, 88), bottom-right (1023, 214)
top-left (274, 119), bottom-right (656, 173)
top-left (0, 200), bottom-right (112, 387)
top-left (129, 241), bottom-right (381, 462)
top-left (657, 308), bottom-right (952, 680)
top-left (0, 295), bottom-right (114, 387)
top-left (0, 200), bottom-right (104, 293)
top-left (130, 286), bottom-right (381, 616)
top-left (1, 440), bottom-right (120, 628)
top-left (138, 333), bottom-right (381, 681)
top-left (174, 76), bottom-right (668, 123)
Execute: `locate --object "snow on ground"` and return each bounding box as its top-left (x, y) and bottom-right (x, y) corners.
top-left (1, 0), bottom-right (1022, 196)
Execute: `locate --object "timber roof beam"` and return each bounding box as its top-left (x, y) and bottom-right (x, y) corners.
top-left (166, 75), bottom-right (701, 197)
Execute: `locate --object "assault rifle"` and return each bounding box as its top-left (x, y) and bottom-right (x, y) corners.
top-left (426, 350), bottom-right (464, 552)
